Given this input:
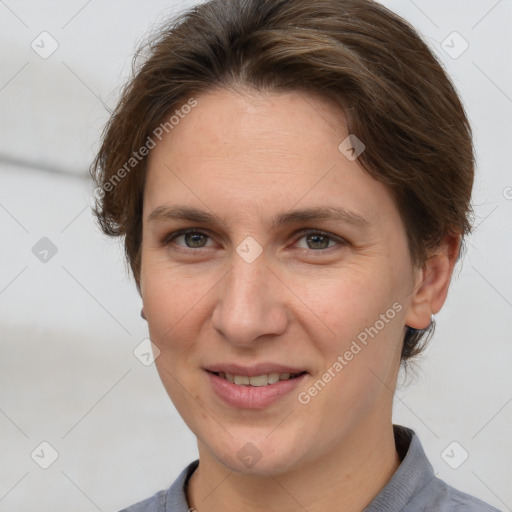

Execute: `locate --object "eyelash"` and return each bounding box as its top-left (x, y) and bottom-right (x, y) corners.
top-left (162, 228), bottom-right (347, 254)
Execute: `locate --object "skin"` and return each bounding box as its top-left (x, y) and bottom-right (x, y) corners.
top-left (139, 88), bottom-right (460, 512)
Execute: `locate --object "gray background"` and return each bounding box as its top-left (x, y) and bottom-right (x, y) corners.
top-left (1, 0), bottom-right (511, 510)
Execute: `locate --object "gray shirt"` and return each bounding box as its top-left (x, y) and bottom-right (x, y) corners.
top-left (118, 425), bottom-right (501, 511)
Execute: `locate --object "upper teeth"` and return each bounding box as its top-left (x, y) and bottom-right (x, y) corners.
top-left (219, 372), bottom-right (299, 386)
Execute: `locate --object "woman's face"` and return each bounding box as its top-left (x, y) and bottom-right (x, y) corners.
top-left (140, 88), bottom-right (422, 474)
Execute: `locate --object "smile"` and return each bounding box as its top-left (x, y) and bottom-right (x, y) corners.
top-left (205, 369), bottom-right (309, 409)
top-left (211, 371), bottom-right (307, 387)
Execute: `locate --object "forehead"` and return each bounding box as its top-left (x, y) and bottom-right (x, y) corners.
top-left (143, 88), bottom-right (397, 228)
top-left (149, 88), bottom-right (346, 164)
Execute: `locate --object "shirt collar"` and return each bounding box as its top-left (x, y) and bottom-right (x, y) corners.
top-left (364, 425), bottom-right (436, 511)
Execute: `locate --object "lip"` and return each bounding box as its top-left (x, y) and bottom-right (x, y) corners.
top-left (204, 363), bottom-right (307, 377)
top-left (206, 370), bottom-right (308, 409)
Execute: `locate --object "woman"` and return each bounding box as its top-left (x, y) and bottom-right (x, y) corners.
top-left (91, 0), bottom-right (500, 510)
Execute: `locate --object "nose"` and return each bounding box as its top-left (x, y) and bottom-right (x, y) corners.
top-left (211, 249), bottom-right (288, 347)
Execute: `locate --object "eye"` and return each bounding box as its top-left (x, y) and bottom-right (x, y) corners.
top-left (162, 228), bottom-right (346, 253)
top-left (294, 229), bottom-right (345, 251)
top-left (163, 229), bottom-right (213, 249)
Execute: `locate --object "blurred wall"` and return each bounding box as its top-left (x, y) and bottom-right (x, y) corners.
top-left (1, 1), bottom-right (511, 510)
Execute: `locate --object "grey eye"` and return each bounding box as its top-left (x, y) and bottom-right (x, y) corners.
top-left (182, 232), bottom-right (209, 248)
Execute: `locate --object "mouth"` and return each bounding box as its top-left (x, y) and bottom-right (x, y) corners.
top-left (207, 370), bottom-right (308, 387)
top-left (204, 365), bottom-right (309, 409)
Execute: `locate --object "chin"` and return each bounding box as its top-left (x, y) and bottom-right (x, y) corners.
top-left (205, 431), bottom-right (308, 476)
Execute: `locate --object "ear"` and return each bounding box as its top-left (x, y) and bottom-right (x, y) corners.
top-left (404, 233), bottom-right (461, 330)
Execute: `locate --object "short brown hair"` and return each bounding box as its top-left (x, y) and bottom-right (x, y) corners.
top-left (90, 0), bottom-right (475, 362)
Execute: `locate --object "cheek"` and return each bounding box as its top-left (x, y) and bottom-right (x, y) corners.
top-left (296, 265), bottom-right (406, 403)
top-left (297, 265), bottom-right (402, 342)
top-left (142, 267), bottom-right (208, 412)
top-left (141, 261), bottom-right (209, 354)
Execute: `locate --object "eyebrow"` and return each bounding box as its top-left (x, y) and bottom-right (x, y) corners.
top-left (147, 205), bottom-right (370, 229)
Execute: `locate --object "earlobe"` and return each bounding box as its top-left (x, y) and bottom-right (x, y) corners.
top-left (406, 314), bottom-right (435, 334)
top-left (404, 233), bottom-right (460, 330)
top-left (141, 308), bottom-right (147, 321)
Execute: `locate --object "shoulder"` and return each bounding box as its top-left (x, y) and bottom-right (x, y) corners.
top-left (116, 489), bottom-right (167, 512)
top-left (115, 460), bottom-right (199, 512)
top-left (369, 426), bottom-right (502, 512)
top-left (409, 473), bottom-right (502, 511)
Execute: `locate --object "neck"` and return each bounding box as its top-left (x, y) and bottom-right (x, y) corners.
top-left (186, 419), bottom-right (401, 512)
